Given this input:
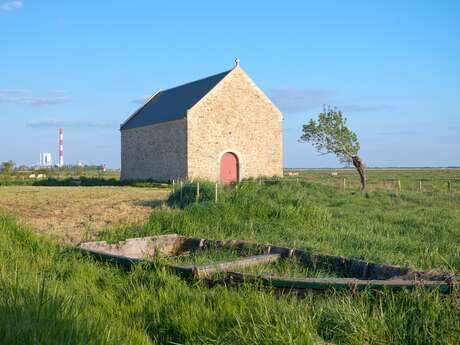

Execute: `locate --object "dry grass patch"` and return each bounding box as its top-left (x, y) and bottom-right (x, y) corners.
top-left (0, 186), bottom-right (169, 244)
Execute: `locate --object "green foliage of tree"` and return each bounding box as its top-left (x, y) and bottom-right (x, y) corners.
top-left (300, 106), bottom-right (366, 191)
top-left (1, 160), bottom-right (15, 174)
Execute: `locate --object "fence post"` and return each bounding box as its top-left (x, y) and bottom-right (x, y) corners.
top-left (215, 183), bottom-right (218, 202)
top-left (342, 178), bottom-right (346, 190)
top-left (448, 180), bottom-right (452, 193)
top-left (172, 179), bottom-right (175, 192)
top-left (196, 182), bottom-right (200, 203)
top-left (418, 180), bottom-right (422, 192)
top-left (396, 180), bottom-right (401, 195)
top-left (180, 180), bottom-right (183, 202)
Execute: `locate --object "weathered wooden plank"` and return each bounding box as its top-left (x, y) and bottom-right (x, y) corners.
top-left (173, 254), bottom-right (281, 278)
top-left (367, 262), bottom-right (413, 280)
top-left (291, 249), bottom-right (450, 281)
top-left (266, 245), bottom-right (294, 258)
top-left (226, 272), bottom-right (454, 293)
top-left (79, 234), bottom-right (183, 258)
top-left (179, 237), bottom-right (206, 251)
top-left (76, 247), bottom-right (149, 268)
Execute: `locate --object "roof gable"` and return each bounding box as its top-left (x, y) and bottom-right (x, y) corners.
top-left (191, 66), bottom-right (283, 120)
top-left (121, 70), bottom-right (231, 130)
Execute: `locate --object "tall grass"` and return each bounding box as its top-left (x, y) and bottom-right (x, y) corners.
top-left (110, 180), bottom-right (460, 271)
top-left (0, 215), bottom-right (152, 344)
top-left (1, 180), bottom-right (460, 344)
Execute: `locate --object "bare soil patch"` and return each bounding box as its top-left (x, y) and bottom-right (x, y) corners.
top-left (0, 186), bottom-right (169, 244)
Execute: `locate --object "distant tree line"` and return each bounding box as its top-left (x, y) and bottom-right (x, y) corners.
top-left (1, 161), bottom-right (112, 176)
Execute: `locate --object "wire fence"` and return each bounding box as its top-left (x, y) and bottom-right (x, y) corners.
top-left (169, 176), bottom-right (460, 205)
top-left (283, 176), bottom-right (460, 201)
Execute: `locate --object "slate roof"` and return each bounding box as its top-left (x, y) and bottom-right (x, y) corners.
top-left (121, 69), bottom-right (232, 130)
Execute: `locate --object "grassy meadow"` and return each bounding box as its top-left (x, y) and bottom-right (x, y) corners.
top-left (0, 170), bottom-right (460, 344)
top-left (286, 168), bottom-right (460, 194)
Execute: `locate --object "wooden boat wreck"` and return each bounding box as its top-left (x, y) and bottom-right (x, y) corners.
top-left (78, 234), bottom-right (459, 293)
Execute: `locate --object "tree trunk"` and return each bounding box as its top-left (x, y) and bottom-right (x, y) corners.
top-left (352, 155), bottom-right (366, 192)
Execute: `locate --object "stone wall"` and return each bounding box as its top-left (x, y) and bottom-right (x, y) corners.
top-left (120, 119), bottom-right (187, 181)
top-left (187, 66), bottom-right (283, 181)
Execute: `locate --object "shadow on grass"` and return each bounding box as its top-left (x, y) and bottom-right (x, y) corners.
top-left (32, 177), bottom-right (168, 188)
top-left (133, 199), bottom-right (167, 208)
top-left (0, 176), bottom-right (170, 188)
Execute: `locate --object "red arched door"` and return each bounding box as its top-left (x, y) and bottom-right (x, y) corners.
top-left (220, 152), bottom-right (239, 183)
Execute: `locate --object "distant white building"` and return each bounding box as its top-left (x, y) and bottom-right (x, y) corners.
top-left (39, 153), bottom-right (53, 167)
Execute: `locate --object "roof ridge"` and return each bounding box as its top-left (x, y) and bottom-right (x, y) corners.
top-left (162, 69), bottom-right (232, 93)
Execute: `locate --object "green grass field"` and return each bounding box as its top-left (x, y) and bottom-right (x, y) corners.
top-left (1, 171), bottom-right (460, 344)
top-left (285, 168), bottom-right (460, 194)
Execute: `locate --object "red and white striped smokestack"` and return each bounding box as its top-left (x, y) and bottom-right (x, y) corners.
top-left (59, 128), bottom-right (64, 167)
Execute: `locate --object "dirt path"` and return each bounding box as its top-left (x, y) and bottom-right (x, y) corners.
top-left (0, 186), bottom-right (169, 244)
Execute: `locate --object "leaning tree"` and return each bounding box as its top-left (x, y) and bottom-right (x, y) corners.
top-left (299, 106), bottom-right (366, 191)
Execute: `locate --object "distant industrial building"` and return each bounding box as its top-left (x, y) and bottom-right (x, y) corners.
top-left (36, 128), bottom-right (64, 168)
top-left (39, 153), bottom-right (53, 167)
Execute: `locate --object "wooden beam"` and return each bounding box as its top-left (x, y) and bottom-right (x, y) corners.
top-left (76, 247), bottom-right (147, 268)
top-left (172, 254), bottom-right (281, 278)
top-left (226, 272), bottom-right (454, 293)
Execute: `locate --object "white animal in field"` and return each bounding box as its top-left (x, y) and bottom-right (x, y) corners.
top-left (37, 174), bottom-right (46, 179)
top-left (29, 174), bottom-right (36, 179)
top-left (331, 172), bottom-right (338, 176)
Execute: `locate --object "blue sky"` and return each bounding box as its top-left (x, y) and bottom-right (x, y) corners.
top-left (1, 0), bottom-right (459, 168)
